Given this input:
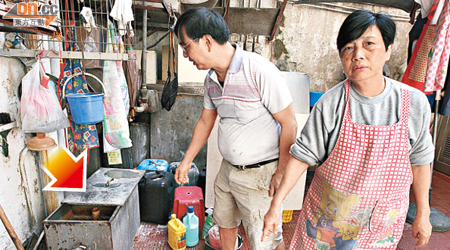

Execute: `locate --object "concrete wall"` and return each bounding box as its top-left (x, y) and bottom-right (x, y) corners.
top-left (0, 52), bottom-right (46, 249)
top-left (274, 2), bottom-right (411, 92)
top-left (148, 93), bottom-right (207, 170)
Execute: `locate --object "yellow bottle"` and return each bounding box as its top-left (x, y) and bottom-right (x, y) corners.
top-left (168, 214), bottom-right (186, 250)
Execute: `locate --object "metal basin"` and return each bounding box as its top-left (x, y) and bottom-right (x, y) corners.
top-left (105, 169), bottom-right (140, 179)
top-left (205, 234), bottom-right (243, 250)
top-left (46, 204), bottom-right (117, 221)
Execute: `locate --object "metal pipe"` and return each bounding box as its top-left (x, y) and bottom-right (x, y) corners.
top-left (430, 90), bottom-right (441, 186)
top-left (32, 231), bottom-right (45, 250)
top-left (142, 5), bottom-right (148, 87)
top-left (147, 29), bottom-right (171, 49)
top-left (18, 147), bottom-right (36, 227)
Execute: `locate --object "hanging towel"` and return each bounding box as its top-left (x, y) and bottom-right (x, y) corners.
top-left (80, 7), bottom-right (96, 32)
top-left (415, 0), bottom-right (435, 19)
top-left (110, 0), bottom-right (134, 36)
top-left (407, 13), bottom-right (428, 63)
top-left (401, 3), bottom-right (438, 94)
top-left (116, 35), bottom-right (130, 112)
top-left (424, 0), bottom-right (450, 92)
top-left (102, 21), bottom-right (132, 152)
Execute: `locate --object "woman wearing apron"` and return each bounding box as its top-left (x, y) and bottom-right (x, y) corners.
top-left (262, 10), bottom-right (434, 249)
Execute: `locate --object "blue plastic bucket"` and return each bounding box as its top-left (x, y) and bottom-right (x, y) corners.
top-left (137, 159), bottom-right (170, 172)
top-left (66, 93), bottom-right (105, 124)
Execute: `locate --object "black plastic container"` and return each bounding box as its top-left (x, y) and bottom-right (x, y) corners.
top-left (97, 124), bottom-right (133, 169)
top-left (198, 168), bottom-right (206, 199)
top-left (138, 170), bottom-right (174, 224)
top-left (129, 122), bottom-right (150, 168)
top-left (74, 146), bottom-right (101, 178)
top-left (170, 162), bottom-right (199, 188)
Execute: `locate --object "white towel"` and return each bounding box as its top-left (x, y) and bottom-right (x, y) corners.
top-left (110, 0), bottom-right (134, 36)
top-left (80, 7), bottom-right (96, 32)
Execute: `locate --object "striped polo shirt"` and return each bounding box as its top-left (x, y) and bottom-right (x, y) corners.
top-left (203, 44), bottom-right (292, 165)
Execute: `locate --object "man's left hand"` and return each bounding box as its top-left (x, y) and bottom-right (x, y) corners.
top-left (269, 171), bottom-right (283, 196)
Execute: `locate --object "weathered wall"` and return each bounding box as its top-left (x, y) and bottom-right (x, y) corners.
top-left (149, 93), bottom-right (207, 170)
top-left (274, 2), bottom-right (412, 92)
top-left (0, 49), bottom-right (46, 249)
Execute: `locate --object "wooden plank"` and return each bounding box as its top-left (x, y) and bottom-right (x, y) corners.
top-left (133, 4), bottom-right (163, 11)
top-left (133, 8), bottom-right (170, 26)
top-left (225, 0), bottom-right (230, 24)
top-left (0, 204), bottom-right (24, 250)
top-left (269, 0), bottom-right (288, 41)
top-left (0, 25), bottom-right (38, 34)
top-left (0, 49), bottom-right (129, 61)
top-left (38, 150), bottom-right (63, 215)
top-left (0, 122), bottom-right (17, 133)
top-left (214, 7), bottom-right (280, 36)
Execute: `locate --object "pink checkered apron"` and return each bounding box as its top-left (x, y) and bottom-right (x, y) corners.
top-left (290, 80), bottom-right (413, 250)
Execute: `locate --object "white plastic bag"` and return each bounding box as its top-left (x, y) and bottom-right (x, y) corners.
top-left (20, 60), bottom-right (70, 133)
top-left (208, 225), bottom-right (222, 249)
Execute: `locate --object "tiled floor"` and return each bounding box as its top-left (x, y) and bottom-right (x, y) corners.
top-left (397, 170), bottom-right (450, 250)
top-left (132, 170), bottom-right (450, 249)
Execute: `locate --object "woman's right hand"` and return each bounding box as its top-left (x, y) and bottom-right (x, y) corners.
top-left (261, 206), bottom-right (281, 242)
top-left (174, 162), bottom-right (190, 184)
top-left (412, 210), bottom-right (432, 246)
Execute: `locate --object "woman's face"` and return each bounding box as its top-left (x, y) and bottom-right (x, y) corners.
top-left (339, 25), bottom-right (392, 85)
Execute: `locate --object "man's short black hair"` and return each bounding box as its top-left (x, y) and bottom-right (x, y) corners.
top-left (174, 7), bottom-right (229, 44)
top-left (337, 9), bottom-right (396, 52)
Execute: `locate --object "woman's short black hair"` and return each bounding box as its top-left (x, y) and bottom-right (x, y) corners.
top-left (174, 7), bottom-right (229, 44)
top-left (337, 9), bottom-right (396, 52)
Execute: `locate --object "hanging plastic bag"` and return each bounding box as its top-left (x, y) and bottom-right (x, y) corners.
top-left (20, 60), bottom-right (70, 133)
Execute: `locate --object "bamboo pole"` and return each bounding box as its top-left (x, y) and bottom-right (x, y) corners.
top-left (39, 150), bottom-right (62, 215)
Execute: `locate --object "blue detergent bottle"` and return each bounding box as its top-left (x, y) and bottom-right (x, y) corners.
top-left (182, 206), bottom-right (199, 247)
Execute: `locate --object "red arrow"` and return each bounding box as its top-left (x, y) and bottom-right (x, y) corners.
top-left (42, 147), bottom-right (86, 192)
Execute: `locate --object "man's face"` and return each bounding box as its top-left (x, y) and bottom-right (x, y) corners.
top-left (179, 27), bottom-right (209, 70)
top-left (339, 25), bottom-right (392, 85)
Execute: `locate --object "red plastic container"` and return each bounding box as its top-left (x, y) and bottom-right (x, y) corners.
top-left (173, 186), bottom-right (205, 237)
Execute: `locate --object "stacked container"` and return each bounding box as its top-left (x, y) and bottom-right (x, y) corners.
top-left (168, 214), bottom-right (186, 250)
top-left (138, 170), bottom-right (174, 224)
top-left (170, 162), bottom-right (199, 188)
top-left (182, 206), bottom-right (199, 247)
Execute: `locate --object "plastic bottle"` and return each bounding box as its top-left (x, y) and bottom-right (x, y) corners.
top-left (182, 206), bottom-right (199, 247)
top-left (202, 208), bottom-right (214, 239)
top-left (168, 214), bottom-right (186, 250)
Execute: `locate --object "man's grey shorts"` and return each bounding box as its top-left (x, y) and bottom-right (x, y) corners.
top-left (213, 159), bottom-right (283, 249)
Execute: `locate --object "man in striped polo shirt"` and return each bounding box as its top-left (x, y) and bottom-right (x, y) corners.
top-left (174, 7), bottom-right (297, 250)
